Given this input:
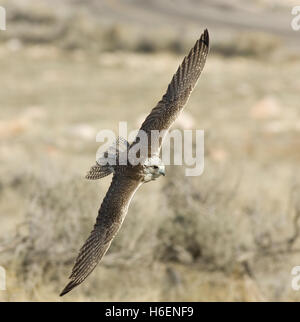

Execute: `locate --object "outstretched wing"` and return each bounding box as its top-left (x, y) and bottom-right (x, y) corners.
top-left (134, 29), bottom-right (209, 157)
top-left (60, 175), bottom-right (141, 296)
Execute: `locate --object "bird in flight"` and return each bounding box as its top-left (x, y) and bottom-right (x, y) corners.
top-left (60, 29), bottom-right (209, 296)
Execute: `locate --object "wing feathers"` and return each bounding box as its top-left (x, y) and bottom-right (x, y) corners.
top-left (86, 163), bottom-right (113, 180)
top-left (60, 176), bottom-right (141, 296)
top-left (135, 29), bottom-right (209, 156)
top-left (60, 30), bottom-right (210, 296)
top-left (165, 29), bottom-right (209, 102)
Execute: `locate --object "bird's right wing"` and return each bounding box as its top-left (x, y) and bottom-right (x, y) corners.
top-left (60, 175), bottom-right (141, 296)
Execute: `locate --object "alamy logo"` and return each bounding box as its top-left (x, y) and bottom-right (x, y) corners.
top-left (291, 6), bottom-right (300, 31)
top-left (291, 266), bottom-right (300, 291)
top-left (0, 266), bottom-right (6, 290)
top-left (0, 6), bottom-right (6, 31)
top-left (95, 122), bottom-right (205, 177)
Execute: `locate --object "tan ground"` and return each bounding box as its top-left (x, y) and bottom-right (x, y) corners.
top-left (0, 0), bottom-right (300, 302)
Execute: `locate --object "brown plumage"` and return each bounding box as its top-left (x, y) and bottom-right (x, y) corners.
top-left (60, 29), bottom-right (209, 296)
top-left (60, 175), bottom-right (141, 296)
top-left (133, 29), bottom-right (209, 158)
top-left (85, 164), bottom-right (113, 180)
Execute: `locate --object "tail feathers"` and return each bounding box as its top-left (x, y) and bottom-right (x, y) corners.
top-left (86, 136), bottom-right (129, 180)
top-left (85, 164), bottom-right (113, 180)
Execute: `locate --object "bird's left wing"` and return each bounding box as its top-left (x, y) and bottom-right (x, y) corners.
top-left (60, 175), bottom-right (141, 296)
top-left (133, 29), bottom-right (209, 157)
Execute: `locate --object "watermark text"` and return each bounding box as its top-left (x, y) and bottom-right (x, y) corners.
top-left (0, 266), bottom-right (6, 291)
top-left (291, 6), bottom-right (300, 31)
top-left (0, 6), bottom-right (6, 31)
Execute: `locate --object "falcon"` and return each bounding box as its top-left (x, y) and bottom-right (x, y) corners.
top-left (60, 29), bottom-right (209, 296)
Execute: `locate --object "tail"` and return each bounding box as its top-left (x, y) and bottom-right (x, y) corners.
top-left (86, 136), bottom-right (129, 180)
top-left (85, 163), bottom-right (113, 180)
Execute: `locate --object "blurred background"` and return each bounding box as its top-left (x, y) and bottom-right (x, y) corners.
top-left (0, 0), bottom-right (300, 301)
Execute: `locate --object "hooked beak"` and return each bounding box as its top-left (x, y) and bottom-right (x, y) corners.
top-left (159, 168), bottom-right (165, 176)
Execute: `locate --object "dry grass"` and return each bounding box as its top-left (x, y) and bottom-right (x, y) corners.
top-left (1, 0), bottom-right (300, 302)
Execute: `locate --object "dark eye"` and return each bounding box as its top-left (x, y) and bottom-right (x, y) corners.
top-left (153, 166), bottom-right (159, 169)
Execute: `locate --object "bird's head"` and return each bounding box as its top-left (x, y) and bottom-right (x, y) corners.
top-left (142, 156), bottom-right (165, 182)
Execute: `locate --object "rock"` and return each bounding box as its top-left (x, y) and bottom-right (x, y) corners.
top-left (250, 96), bottom-right (281, 119)
top-left (209, 147), bottom-right (228, 163)
top-left (0, 119), bottom-right (28, 138)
